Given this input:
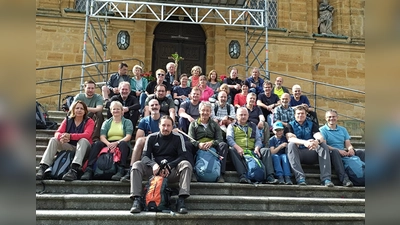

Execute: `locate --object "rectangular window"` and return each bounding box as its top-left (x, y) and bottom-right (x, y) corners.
top-left (249, 0), bottom-right (278, 28)
top-left (75, 0), bottom-right (107, 13)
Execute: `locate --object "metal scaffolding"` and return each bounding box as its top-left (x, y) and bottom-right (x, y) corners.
top-left (80, 0), bottom-right (272, 86)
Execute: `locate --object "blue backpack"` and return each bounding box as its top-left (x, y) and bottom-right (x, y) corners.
top-left (342, 155), bottom-right (365, 186)
top-left (45, 150), bottom-right (75, 179)
top-left (243, 149), bottom-right (265, 182)
top-left (194, 148), bottom-right (221, 182)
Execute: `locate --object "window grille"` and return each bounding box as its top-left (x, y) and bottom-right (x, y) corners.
top-left (75, 0), bottom-right (107, 13)
top-left (249, 0), bottom-right (278, 28)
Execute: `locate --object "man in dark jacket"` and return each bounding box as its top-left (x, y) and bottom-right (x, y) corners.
top-left (106, 82), bottom-right (140, 131)
top-left (130, 115), bottom-right (192, 214)
top-left (102, 62), bottom-right (130, 100)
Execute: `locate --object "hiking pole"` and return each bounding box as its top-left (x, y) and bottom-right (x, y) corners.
top-left (176, 129), bottom-right (224, 160)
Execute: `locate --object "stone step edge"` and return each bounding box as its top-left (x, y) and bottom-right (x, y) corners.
top-left (36, 193), bottom-right (365, 204)
top-left (36, 180), bottom-right (365, 191)
top-left (34, 168), bottom-right (340, 179)
top-left (36, 210), bottom-right (365, 220)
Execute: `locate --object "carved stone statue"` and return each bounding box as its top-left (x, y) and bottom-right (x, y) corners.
top-left (318, 0), bottom-right (334, 34)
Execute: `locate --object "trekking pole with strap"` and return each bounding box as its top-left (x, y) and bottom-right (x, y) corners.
top-left (176, 129), bottom-right (224, 160)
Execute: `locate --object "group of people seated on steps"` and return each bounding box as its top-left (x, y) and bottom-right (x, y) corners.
top-left (36, 62), bottom-right (365, 214)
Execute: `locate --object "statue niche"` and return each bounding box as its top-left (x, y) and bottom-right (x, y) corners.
top-left (318, 0), bottom-right (335, 34)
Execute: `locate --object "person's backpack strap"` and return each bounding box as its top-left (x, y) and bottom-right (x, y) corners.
top-left (213, 103), bottom-right (230, 115)
top-left (214, 103), bottom-right (218, 115)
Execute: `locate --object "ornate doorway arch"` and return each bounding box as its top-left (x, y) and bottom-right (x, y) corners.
top-left (152, 21), bottom-right (206, 79)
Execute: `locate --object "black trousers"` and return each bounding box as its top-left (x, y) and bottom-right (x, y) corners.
top-left (87, 140), bottom-right (130, 168)
top-left (228, 147), bottom-right (275, 179)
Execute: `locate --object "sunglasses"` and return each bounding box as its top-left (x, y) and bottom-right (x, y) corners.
top-left (157, 74), bottom-right (165, 76)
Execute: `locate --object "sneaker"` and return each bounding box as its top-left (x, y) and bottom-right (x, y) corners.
top-left (176, 198), bottom-right (188, 214)
top-left (62, 169), bottom-right (77, 181)
top-left (343, 177), bottom-right (353, 187)
top-left (239, 175), bottom-right (250, 184)
top-left (322, 179), bottom-right (334, 187)
top-left (80, 167), bottom-right (93, 180)
top-left (297, 179), bottom-right (307, 185)
top-left (36, 164), bottom-right (48, 180)
top-left (217, 175), bottom-right (225, 183)
top-left (130, 197), bottom-right (142, 213)
top-left (284, 176), bottom-right (293, 185)
top-left (277, 176), bottom-right (285, 184)
top-left (120, 173), bottom-right (130, 183)
top-left (265, 175), bottom-right (279, 184)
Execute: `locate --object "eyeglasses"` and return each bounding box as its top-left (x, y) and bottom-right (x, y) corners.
top-left (157, 74), bottom-right (165, 76)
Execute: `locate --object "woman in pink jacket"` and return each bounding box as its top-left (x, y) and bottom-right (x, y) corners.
top-left (198, 75), bottom-right (214, 102)
top-left (36, 100), bottom-right (95, 181)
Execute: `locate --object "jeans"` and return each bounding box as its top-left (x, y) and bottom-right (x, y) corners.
top-left (272, 153), bottom-right (291, 176)
top-left (139, 92), bottom-right (147, 112)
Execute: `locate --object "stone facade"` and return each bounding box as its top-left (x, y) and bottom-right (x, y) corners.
top-left (36, 0), bottom-right (365, 128)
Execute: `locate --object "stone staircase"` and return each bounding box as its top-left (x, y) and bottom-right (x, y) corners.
top-left (36, 110), bottom-right (365, 224)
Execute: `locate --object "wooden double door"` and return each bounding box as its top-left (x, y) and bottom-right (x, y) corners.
top-left (152, 22), bottom-right (206, 79)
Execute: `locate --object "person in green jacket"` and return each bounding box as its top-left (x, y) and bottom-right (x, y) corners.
top-left (187, 101), bottom-right (228, 182)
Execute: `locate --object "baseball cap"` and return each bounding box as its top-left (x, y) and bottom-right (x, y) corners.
top-left (273, 121), bottom-right (284, 130)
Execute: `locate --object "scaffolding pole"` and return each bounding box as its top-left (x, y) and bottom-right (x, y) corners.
top-left (82, 0), bottom-right (269, 82)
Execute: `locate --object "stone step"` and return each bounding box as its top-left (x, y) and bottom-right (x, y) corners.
top-left (36, 210), bottom-right (365, 225)
top-left (35, 160), bottom-right (342, 186)
top-left (36, 180), bottom-right (365, 199)
top-left (36, 193), bottom-right (365, 212)
top-left (36, 145), bottom-right (47, 155)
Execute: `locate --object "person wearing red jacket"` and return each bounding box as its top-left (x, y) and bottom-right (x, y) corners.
top-left (36, 100), bottom-right (95, 181)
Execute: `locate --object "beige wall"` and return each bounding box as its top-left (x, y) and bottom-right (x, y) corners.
top-left (36, 0), bottom-right (365, 125)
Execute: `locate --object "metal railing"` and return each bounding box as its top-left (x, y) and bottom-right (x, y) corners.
top-left (227, 64), bottom-right (365, 135)
top-left (36, 58), bottom-right (144, 111)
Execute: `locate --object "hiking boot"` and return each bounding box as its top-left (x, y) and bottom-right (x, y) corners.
top-left (297, 178), bottom-right (307, 186)
top-left (191, 174), bottom-right (197, 182)
top-left (111, 166), bottom-right (125, 181)
top-left (62, 169), bottom-right (77, 181)
top-left (343, 177), bottom-right (353, 187)
top-left (130, 197), bottom-right (142, 213)
top-left (217, 175), bottom-right (225, 183)
top-left (120, 173), bottom-right (130, 182)
top-left (265, 175), bottom-right (279, 184)
top-left (277, 176), bottom-right (285, 184)
top-left (239, 175), bottom-right (250, 184)
top-left (284, 176), bottom-right (293, 185)
top-left (322, 179), bottom-right (334, 187)
top-left (36, 164), bottom-right (49, 180)
top-left (176, 198), bottom-right (188, 214)
top-left (81, 167), bottom-right (93, 180)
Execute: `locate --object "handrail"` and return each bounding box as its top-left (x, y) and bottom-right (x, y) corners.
top-left (36, 58), bottom-right (145, 110)
top-left (227, 63), bottom-right (365, 125)
top-left (36, 58), bottom-right (144, 71)
top-left (227, 63), bottom-right (365, 94)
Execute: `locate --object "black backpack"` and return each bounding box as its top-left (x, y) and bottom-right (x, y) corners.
top-left (36, 101), bottom-right (57, 129)
top-left (61, 95), bottom-right (74, 112)
top-left (93, 147), bottom-right (117, 180)
top-left (45, 150), bottom-right (75, 179)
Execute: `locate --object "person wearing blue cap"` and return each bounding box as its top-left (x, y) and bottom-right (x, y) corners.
top-left (269, 121), bottom-right (292, 184)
